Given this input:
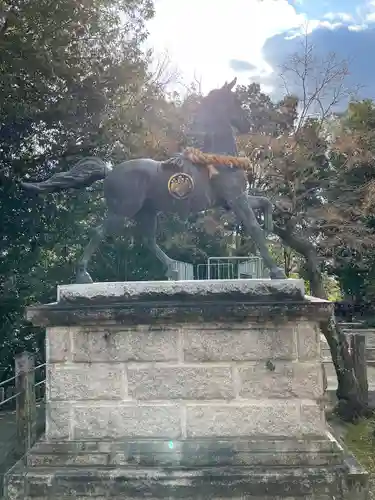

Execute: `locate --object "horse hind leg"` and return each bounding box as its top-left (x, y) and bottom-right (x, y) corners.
top-left (134, 208), bottom-right (178, 279)
top-left (76, 171), bottom-right (148, 284)
top-left (76, 214), bottom-right (121, 284)
top-left (76, 224), bottom-right (105, 284)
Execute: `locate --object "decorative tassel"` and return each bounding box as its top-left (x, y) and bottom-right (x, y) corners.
top-left (183, 147), bottom-right (252, 176)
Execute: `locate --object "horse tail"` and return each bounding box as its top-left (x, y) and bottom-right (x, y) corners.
top-left (20, 157), bottom-right (111, 194)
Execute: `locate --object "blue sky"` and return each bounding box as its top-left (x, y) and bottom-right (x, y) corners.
top-left (146, 0), bottom-right (375, 100)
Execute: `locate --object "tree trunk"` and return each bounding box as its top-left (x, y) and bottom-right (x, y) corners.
top-left (274, 225), bottom-right (368, 421)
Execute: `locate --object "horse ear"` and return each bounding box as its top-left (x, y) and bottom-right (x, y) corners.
top-left (226, 77), bottom-right (237, 90)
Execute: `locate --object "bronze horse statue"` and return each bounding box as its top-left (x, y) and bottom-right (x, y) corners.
top-left (21, 77), bottom-right (286, 283)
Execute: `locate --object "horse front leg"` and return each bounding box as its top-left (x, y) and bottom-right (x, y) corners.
top-left (247, 195), bottom-right (273, 233)
top-left (230, 193), bottom-right (286, 279)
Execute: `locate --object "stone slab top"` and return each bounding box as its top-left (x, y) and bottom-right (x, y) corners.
top-left (25, 279), bottom-right (332, 327)
top-left (57, 279), bottom-right (306, 303)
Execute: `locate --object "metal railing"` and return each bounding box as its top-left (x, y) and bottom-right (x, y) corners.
top-left (0, 363), bottom-right (45, 408)
top-left (0, 353), bottom-right (46, 495)
top-left (197, 256), bottom-right (266, 280)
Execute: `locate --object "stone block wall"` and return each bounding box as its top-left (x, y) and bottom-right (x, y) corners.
top-left (46, 320), bottom-right (325, 441)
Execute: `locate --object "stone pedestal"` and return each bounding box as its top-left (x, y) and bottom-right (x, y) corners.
top-left (5, 279), bottom-right (368, 499)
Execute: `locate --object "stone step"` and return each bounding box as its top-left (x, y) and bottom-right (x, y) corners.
top-left (26, 437), bottom-right (343, 468)
top-left (6, 460), bottom-right (365, 499)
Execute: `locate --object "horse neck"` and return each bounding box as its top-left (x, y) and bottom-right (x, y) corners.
top-left (204, 131), bottom-right (238, 156)
top-left (189, 108), bottom-right (238, 156)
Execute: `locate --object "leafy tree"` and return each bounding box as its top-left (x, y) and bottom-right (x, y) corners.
top-left (0, 0), bottom-right (156, 378)
top-left (328, 100), bottom-right (375, 306)
top-left (237, 39), bottom-right (373, 420)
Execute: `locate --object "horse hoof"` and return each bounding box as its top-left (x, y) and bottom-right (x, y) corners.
top-left (269, 268), bottom-right (287, 279)
top-left (75, 271), bottom-right (94, 284)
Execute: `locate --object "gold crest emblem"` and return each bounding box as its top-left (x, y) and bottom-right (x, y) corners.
top-left (168, 172), bottom-right (194, 200)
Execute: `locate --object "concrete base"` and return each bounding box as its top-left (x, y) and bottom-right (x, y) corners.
top-left (5, 461), bottom-right (368, 499)
top-left (5, 437), bottom-right (368, 499)
top-left (4, 279), bottom-right (369, 499)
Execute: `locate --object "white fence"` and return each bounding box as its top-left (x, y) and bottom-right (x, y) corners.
top-left (197, 256), bottom-right (266, 280)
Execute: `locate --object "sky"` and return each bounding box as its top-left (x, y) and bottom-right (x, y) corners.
top-left (146, 0), bottom-right (375, 100)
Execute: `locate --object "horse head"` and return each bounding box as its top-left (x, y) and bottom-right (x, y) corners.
top-left (187, 78), bottom-right (251, 156)
top-left (204, 77), bottom-right (251, 135)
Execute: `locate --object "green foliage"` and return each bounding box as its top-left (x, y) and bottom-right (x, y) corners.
top-left (344, 418), bottom-right (375, 474)
top-left (322, 275), bottom-right (342, 302)
top-left (328, 100), bottom-right (375, 303)
top-left (0, 0), bottom-right (156, 378)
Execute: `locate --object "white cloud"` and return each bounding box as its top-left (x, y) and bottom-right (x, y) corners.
top-left (146, 0), bottom-right (308, 93)
top-left (308, 20), bottom-right (343, 31)
top-left (324, 12), bottom-right (353, 22)
top-left (348, 23), bottom-right (368, 31)
top-left (284, 20), bottom-right (342, 40)
top-left (363, 0), bottom-right (375, 22)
